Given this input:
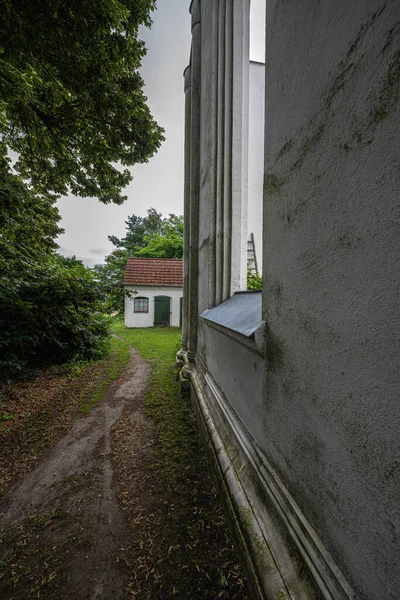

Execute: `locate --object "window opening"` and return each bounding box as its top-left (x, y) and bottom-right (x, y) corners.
top-left (134, 297), bottom-right (149, 313)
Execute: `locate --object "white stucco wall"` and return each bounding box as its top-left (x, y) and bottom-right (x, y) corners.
top-left (198, 320), bottom-right (264, 443)
top-left (183, 1), bottom-right (400, 597)
top-left (248, 61), bottom-right (264, 272)
top-left (260, 2), bottom-right (400, 598)
top-left (124, 286), bottom-right (183, 328)
top-left (194, 1), bottom-right (251, 309)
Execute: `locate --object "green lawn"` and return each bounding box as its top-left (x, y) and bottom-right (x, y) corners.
top-left (111, 321), bottom-right (249, 599)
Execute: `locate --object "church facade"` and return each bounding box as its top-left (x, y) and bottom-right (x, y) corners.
top-left (178, 1), bottom-right (400, 599)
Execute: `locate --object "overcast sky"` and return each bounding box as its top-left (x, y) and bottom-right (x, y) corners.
top-left (57, 0), bottom-right (266, 267)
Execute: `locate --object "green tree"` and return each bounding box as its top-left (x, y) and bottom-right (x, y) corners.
top-left (137, 215), bottom-right (184, 258)
top-left (0, 253), bottom-right (110, 377)
top-left (0, 1), bottom-right (163, 377)
top-left (108, 207), bottom-right (165, 251)
top-left (0, 0), bottom-right (164, 204)
top-left (0, 152), bottom-right (63, 279)
top-left (136, 233), bottom-right (183, 258)
top-left (0, 159), bottom-right (110, 376)
top-left (93, 249), bottom-right (129, 315)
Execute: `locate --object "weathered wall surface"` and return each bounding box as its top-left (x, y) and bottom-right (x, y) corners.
top-left (124, 286), bottom-right (182, 328)
top-left (248, 61), bottom-right (265, 271)
top-left (198, 320), bottom-right (265, 443)
top-left (262, 1), bottom-right (400, 598)
top-left (193, 0), bottom-right (250, 315)
top-left (198, 1), bottom-right (214, 314)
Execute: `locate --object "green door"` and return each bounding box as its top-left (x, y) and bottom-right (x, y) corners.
top-left (154, 296), bottom-right (171, 326)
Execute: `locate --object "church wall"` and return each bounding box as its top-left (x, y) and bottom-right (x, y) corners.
top-left (261, 1), bottom-right (400, 598)
top-left (198, 321), bottom-right (265, 444)
top-left (198, 2), bottom-right (214, 314)
top-left (181, 1), bottom-right (400, 598)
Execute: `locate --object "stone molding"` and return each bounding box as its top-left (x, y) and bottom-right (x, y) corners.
top-left (189, 0), bottom-right (200, 26)
top-left (183, 65), bottom-right (191, 92)
top-left (180, 356), bottom-right (359, 600)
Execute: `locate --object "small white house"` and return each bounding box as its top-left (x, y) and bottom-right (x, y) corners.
top-left (123, 257), bottom-right (183, 328)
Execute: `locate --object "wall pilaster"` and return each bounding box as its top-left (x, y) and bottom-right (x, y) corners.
top-left (231, 0), bottom-right (250, 293)
top-left (187, 0), bottom-right (201, 363)
top-left (215, 0), bottom-right (250, 302)
top-left (215, 0), bottom-right (226, 305)
top-left (207, 0), bottom-right (220, 309)
top-left (181, 64), bottom-right (192, 352)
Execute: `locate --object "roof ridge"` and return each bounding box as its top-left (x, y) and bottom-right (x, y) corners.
top-left (126, 257), bottom-right (182, 260)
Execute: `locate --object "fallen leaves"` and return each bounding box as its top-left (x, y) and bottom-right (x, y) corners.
top-left (111, 325), bottom-right (249, 599)
top-left (0, 339), bottom-right (129, 498)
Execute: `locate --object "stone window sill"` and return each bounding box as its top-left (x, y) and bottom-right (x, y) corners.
top-left (200, 292), bottom-right (265, 356)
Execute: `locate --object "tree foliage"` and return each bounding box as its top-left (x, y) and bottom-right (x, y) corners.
top-left (0, 1), bottom-right (163, 378)
top-left (247, 271), bottom-right (262, 291)
top-left (0, 170), bottom-right (110, 377)
top-left (0, 255), bottom-right (110, 377)
top-left (93, 249), bottom-right (130, 316)
top-left (136, 213), bottom-right (183, 258)
top-left (0, 0), bottom-right (164, 204)
top-left (95, 209), bottom-right (184, 313)
top-left (0, 152), bottom-right (62, 273)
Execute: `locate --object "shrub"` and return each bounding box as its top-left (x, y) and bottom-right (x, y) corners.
top-left (0, 255), bottom-right (110, 378)
top-left (247, 271), bottom-right (262, 291)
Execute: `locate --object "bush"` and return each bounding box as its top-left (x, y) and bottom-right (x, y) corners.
top-left (247, 271), bottom-right (262, 291)
top-left (0, 255), bottom-right (110, 378)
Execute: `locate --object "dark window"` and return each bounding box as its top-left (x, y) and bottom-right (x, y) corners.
top-left (134, 297), bottom-right (149, 313)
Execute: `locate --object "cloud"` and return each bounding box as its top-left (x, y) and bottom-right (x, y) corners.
top-left (57, 245), bottom-right (102, 267)
top-left (88, 248), bottom-right (108, 256)
top-left (79, 257), bottom-right (100, 268)
top-left (58, 245), bottom-right (73, 256)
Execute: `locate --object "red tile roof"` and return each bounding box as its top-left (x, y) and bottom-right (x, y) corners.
top-left (123, 257), bottom-right (183, 287)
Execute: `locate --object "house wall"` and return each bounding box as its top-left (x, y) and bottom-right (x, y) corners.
top-left (248, 61), bottom-right (264, 272)
top-left (261, 2), bottom-right (400, 598)
top-left (124, 286), bottom-right (183, 328)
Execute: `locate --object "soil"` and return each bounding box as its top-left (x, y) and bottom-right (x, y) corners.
top-left (0, 348), bottom-right (151, 600)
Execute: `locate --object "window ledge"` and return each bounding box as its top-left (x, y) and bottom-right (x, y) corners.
top-left (200, 292), bottom-right (265, 356)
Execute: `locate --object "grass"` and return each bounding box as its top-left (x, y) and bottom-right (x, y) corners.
top-left (0, 336), bottom-right (130, 497)
top-left (0, 323), bottom-right (249, 599)
top-left (111, 321), bottom-right (249, 599)
top-left (77, 336), bottom-right (130, 413)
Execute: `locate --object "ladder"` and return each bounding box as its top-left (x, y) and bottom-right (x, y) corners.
top-left (247, 233), bottom-right (258, 275)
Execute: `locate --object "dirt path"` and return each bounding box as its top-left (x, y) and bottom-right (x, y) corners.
top-left (0, 347), bottom-right (151, 600)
